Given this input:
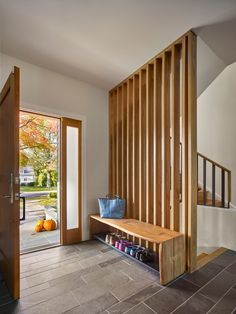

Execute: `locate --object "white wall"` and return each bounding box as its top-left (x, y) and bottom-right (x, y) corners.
top-left (198, 205), bottom-right (236, 251)
top-left (0, 53), bottom-right (108, 240)
top-left (198, 62), bottom-right (236, 206)
top-left (197, 36), bottom-right (225, 97)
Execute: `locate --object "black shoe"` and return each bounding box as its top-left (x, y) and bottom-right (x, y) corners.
top-left (139, 250), bottom-right (153, 263)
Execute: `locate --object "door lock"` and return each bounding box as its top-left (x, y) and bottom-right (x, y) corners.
top-left (15, 193), bottom-right (20, 201)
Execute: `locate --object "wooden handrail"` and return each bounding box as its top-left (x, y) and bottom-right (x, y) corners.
top-left (197, 152), bottom-right (231, 208)
top-left (197, 153), bottom-right (231, 174)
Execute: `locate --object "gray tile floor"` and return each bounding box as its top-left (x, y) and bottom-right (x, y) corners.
top-left (20, 197), bottom-right (60, 253)
top-left (20, 218), bottom-right (60, 253)
top-left (0, 241), bottom-right (236, 313)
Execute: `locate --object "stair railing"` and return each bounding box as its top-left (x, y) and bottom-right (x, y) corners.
top-left (197, 153), bottom-right (231, 208)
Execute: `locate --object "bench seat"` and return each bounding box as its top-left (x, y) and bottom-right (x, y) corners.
top-left (90, 215), bottom-right (185, 285)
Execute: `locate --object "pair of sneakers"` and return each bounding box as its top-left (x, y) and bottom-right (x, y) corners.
top-left (128, 245), bottom-right (153, 262)
top-left (105, 233), bottom-right (120, 246)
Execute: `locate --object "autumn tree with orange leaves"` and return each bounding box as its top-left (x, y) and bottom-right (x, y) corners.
top-left (20, 113), bottom-right (59, 187)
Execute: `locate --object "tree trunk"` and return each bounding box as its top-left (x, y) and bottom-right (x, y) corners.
top-left (47, 172), bottom-right (51, 188)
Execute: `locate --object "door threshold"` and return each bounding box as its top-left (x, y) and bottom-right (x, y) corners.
top-left (20, 243), bottom-right (61, 255)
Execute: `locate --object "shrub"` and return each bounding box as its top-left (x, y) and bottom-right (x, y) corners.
top-left (49, 192), bottom-right (57, 199)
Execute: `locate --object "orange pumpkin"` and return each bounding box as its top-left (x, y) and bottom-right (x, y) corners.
top-left (35, 224), bottom-right (42, 232)
top-left (43, 219), bottom-right (56, 231)
top-left (37, 220), bottom-right (44, 229)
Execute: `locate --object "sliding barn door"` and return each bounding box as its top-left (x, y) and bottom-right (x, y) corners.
top-left (61, 118), bottom-right (82, 244)
top-left (0, 67), bottom-right (20, 299)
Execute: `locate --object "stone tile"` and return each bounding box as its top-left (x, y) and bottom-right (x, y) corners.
top-left (100, 247), bottom-right (113, 253)
top-left (20, 282), bottom-right (50, 297)
top-left (19, 275), bottom-right (85, 310)
top-left (81, 267), bottom-right (109, 284)
top-left (20, 251), bottom-right (79, 274)
top-left (111, 277), bottom-right (156, 301)
top-left (105, 258), bottom-right (159, 283)
top-left (79, 251), bottom-right (119, 268)
top-left (126, 303), bottom-right (156, 314)
top-left (20, 246), bottom-right (75, 265)
top-left (23, 291), bottom-right (79, 314)
top-left (212, 251), bottom-right (236, 268)
top-left (20, 259), bottom-right (83, 289)
top-left (66, 292), bottom-right (118, 314)
top-left (20, 254), bottom-right (81, 279)
top-left (107, 283), bottom-right (162, 313)
top-left (172, 293), bottom-right (215, 313)
top-left (183, 262), bottom-right (223, 287)
top-left (0, 295), bottom-right (14, 307)
top-left (73, 240), bottom-right (107, 252)
top-left (48, 264), bottom-right (100, 287)
top-left (208, 286), bottom-right (236, 313)
top-left (99, 256), bottom-right (126, 268)
top-left (0, 301), bottom-right (23, 314)
top-left (0, 281), bottom-right (10, 300)
top-left (200, 269), bottom-right (236, 302)
top-left (144, 278), bottom-right (199, 314)
top-left (226, 260), bottom-right (236, 275)
top-left (72, 271), bottom-right (130, 305)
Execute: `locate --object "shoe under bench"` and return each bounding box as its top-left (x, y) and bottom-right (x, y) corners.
top-left (90, 214), bottom-right (185, 285)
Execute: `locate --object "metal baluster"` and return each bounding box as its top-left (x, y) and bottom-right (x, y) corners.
top-left (212, 164), bottom-right (215, 206)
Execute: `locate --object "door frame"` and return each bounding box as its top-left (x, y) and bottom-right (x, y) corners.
top-left (61, 118), bottom-right (82, 244)
top-left (19, 109), bottom-right (83, 248)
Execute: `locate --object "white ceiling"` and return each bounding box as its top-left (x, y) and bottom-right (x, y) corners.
top-left (1, 0), bottom-right (236, 90)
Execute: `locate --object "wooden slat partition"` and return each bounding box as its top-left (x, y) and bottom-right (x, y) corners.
top-left (171, 45), bottom-right (181, 232)
top-left (109, 31), bottom-right (197, 272)
top-left (162, 52), bottom-right (171, 229)
top-left (154, 59), bottom-right (163, 227)
top-left (127, 79), bottom-right (133, 218)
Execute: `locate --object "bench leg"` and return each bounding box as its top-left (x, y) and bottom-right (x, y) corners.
top-left (159, 236), bottom-right (185, 285)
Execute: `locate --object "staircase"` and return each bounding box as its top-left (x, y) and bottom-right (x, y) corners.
top-left (178, 144), bottom-right (231, 209)
top-left (198, 187), bottom-right (222, 207)
top-left (197, 153), bottom-right (231, 208)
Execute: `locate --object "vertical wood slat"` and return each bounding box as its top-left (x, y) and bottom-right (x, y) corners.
top-left (187, 32), bottom-right (197, 272)
top-left (162, 52), bottom-right (171, 229)
top-left (133, 74), bottom-right (140, 220)
top-left (113, 90), bottom-right (118, 194)
top-left (181, 36), bottom-right (189, 265)
top-left (139, 69), bottom-right (147, 224)
top-left (122, 83), bottom-right (128, 203)
top-left (117, 87), bottom-right (122, 196)
top-left (109, 92), bottom-right (113, 194)
top-left (171, 45), bottom-right (181, 231)
top-left (147, 64), bottom-right (154, 225)
top-left (127, 79), bottom-right (133, 218)
top-left (154, 58), bottom-right (163, 227)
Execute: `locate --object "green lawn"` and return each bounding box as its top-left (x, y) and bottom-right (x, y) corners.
top-left (20, 186), bottom-right (57, 192)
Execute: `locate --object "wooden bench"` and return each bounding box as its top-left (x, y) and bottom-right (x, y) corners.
top-left (90, 215), bottom-right (185, 285)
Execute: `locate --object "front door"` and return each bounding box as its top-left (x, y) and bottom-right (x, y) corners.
top-left (0, 67), bottom-right (20, 299)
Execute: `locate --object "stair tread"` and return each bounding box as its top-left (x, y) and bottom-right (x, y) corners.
top-left (197, 253), bottom-right (208, 262)
top-left (197, 248), bottom-right (227, 270)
